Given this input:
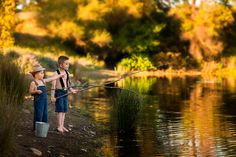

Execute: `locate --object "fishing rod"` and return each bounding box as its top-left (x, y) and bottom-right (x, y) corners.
top-left (53, 84), bottom-right (140, 100)
top-left (51, 70), bottom-right (144, 101)
top-left (45, 81), bottom-right (88, 92)
top-left (46, 70), bottom-right (143, 92)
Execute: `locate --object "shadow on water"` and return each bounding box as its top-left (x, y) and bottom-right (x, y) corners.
top-left (72, 75), bottom-right (236, 157)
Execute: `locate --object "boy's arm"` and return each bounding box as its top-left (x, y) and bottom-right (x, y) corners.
top-left (51, 72), bottom-right (57, 102)
top-left (44, 73), bottom-right (65, 83)
top-left (29, 82), bottom-right (42, 94)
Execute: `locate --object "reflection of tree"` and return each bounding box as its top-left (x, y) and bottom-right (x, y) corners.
top-left (152, 76), bottom-right (199, 111)
top-left (117, 132), bottom-right (141, 157)
top-left (72, 77), bottom-right (236, 156)
top-left (136, 76), bottom-right (200, 156)
top-left (181, 82), bottom-right (222, 156)
top-left (117, 77), bottom-right (157, 94)
top-left (137, 76), bottom-right (236, 156)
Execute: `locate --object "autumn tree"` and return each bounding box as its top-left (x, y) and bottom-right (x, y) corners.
top-left (0, 0), bottom-right (15, 52)
top-left (169, 1), bottom-right (234, 61)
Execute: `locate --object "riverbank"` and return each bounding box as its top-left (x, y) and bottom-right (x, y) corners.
top-left (16, 98), bottom-right (103, 157)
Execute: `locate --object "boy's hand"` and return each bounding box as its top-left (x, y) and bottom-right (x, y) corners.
top-left (59, 73), bottom-right (66, 78)
top-left (76, 80), bottom-right (81, 85)
top-left (37, 90), bottom-right (43, 94)
top-left (51, 97), bottom-right (56, 102)
top-left (71, 88), bottom-right (78, 94)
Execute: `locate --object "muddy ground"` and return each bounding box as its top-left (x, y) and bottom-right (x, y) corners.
top-left (15, 99), bottom-right (104, 157)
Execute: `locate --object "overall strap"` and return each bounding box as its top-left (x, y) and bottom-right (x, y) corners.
top-left (56, 69), bottom-right (70, 89)
top-left (65, 70), bottom-right (70, 87)
top-left (34, 80), bottom-right (39, 87)
top-left (41, 79), bottom-right (46, 85)
top-left (34, 80), bottom-right (45, 87)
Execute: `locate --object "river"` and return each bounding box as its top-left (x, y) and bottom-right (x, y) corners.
top-left (72, 76), bottom-right (236, 157)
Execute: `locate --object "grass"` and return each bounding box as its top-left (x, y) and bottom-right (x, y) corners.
top-left (110, 88), bottom-right (143, 133)
top-left (0, 55), bottom-right (28, 157)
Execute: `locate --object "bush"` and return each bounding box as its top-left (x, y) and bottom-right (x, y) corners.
top-left (111, 89), bottom-right (142, 133)
top-left (117, 54), bottom-right (156, 71)
top-left (0, 56), bottom-right (28, 157)
top-left (14, 54), bottom-right (39, 73)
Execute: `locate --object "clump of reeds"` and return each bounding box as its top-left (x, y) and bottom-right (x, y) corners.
top-left (111, 88), bottom-right (143, 133)
top-left (0, 56), bottom-right (28, 157)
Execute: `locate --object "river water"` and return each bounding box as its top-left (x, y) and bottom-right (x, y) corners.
top-left (72, 76), bottom-right (236, 157)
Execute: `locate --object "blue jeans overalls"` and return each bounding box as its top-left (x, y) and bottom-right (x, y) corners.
top-left (33, 84), bottom-right (48, 130)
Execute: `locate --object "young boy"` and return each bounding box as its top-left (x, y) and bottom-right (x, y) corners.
top-left (51, 56), bottom-right (78, 133)
top-left (29, 64), bottom-right (65, 130)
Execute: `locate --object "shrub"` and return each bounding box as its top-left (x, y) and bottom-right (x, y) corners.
top-left (117, 54), bottom-right (156, 71)
top-left (0, 56), bottom-right (28, 157)
top-left (111, 89), bottom-right (143, 133)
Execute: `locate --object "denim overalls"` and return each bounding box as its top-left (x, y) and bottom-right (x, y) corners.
top-left (33, 80), bottom-right (48, 130)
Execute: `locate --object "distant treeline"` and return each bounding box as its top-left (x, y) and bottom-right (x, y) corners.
top-left (2, 0), bottom-right (236, 70)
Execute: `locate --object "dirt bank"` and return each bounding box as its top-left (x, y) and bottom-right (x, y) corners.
top-left (16, 99), bottom-right (103, 157)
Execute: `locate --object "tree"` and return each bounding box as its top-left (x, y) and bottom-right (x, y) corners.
top-left (169, 2), bottom-right (234, 61)
top-left (0, 0), bottom-right (15, 51)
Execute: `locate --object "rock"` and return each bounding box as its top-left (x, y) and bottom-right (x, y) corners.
top-left (81, 148), bottom-right (87, 152)
top-left (30, 147), bottom-right (42, 156)
top-left (17, 134), bottom-right (23, 137)
top-left (68, 124), bottom-right (73, 128)
top-left (59, 153), bottom-right (65, 157)
top-left (90, 131), bottom-right (96, 135)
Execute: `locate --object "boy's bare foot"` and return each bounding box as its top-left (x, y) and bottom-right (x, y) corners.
top-left (63, 127), bottom-right (69, 132)
top-left (56, 128), bottom-right (64, 133)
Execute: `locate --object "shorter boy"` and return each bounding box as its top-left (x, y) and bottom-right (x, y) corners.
top-left (29, 64), bottom-right (65, 130)
top-left (51, 56), bottom-right (78, 133)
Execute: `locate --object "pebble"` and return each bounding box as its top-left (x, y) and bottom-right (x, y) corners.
top-left (81, 148), bottom-right (87, 152)
top-left (30, 147), bottom-right (42, 156)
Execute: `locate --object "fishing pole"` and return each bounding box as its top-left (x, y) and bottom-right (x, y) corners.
top-left (51, 70), bottom-right (144, 101)
top-left (53, 84), bottom-right (140, 100)
top-left (46, 70), bottom-right (143, 92)
top-left (45, 81), bottom-right (88, 92)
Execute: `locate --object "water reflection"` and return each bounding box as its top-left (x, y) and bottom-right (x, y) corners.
top-left (73, 76), bottom-right (236, 157)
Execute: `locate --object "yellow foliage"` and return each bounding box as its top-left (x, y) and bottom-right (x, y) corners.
top-left (77, 0), bottom-right (111, 21)
top-left (77, 0), bottom-right (144, 21)
top-left (117, 0), bottom-right (143, 18)
top-left (48, 21), bottom-right (85, 46)
top-left (91, 29), bottom-right (112, 47)
top-left (169, 4), bottom-right (234, 61)
top-left (0, 0), bottom-right (15, 49)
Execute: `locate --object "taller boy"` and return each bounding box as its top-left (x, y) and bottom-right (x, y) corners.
top-left (51, 56), bottom-right (78, 133)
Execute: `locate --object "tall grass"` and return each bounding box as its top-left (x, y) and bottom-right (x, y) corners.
top-left (111, 89), bottom-right (143, 133)
top-left (0, 55), bottom-right (28, 157)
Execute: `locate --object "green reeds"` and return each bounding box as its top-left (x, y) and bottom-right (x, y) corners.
top-left (111, 89), bottom-right (143, 133)
top-left (0, 56), bottom-right (28, 157)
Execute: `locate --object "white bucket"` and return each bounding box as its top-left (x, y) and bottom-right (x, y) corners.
top-left (35, 122), bottom-right (49, 138)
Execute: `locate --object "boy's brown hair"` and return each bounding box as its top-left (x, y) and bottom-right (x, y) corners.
top-left (58, 56), bottom-right (69, 65)
top-left (31, 71), bottom-right (39, 77)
